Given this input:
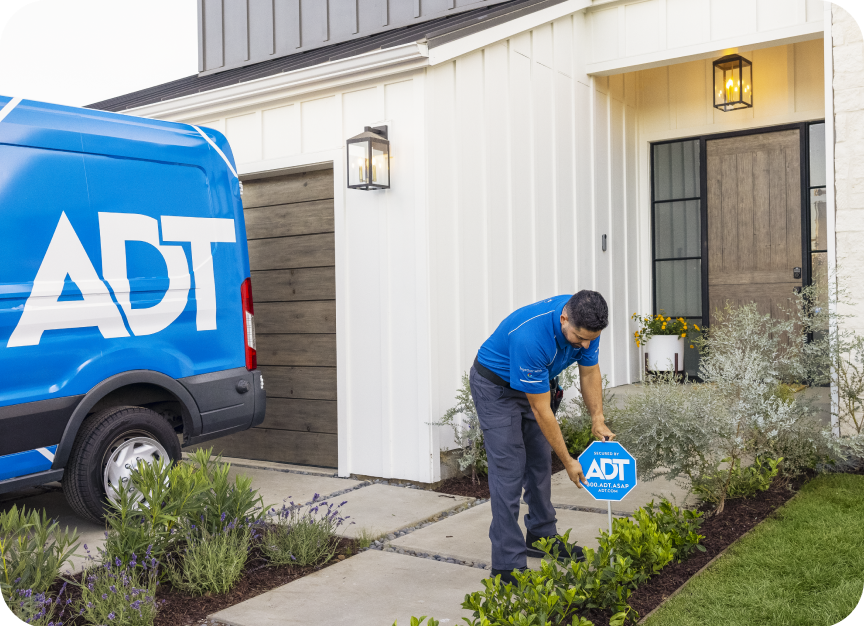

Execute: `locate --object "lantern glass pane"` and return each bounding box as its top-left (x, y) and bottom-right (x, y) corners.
top-left (370, 140), bottom-right (389, 187)
top-left (741, 61), bottom-right (752, 106)
top-left (348, 141), bottom-right (369, 187)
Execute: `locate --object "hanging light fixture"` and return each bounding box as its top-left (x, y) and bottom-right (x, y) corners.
top-left (346, 126), bottom-right (390, 190)
top-left (713, 54), bottom-right (752, 112)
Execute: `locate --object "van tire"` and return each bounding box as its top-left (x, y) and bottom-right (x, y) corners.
top-left (63, 406), bottom-right (181, 523)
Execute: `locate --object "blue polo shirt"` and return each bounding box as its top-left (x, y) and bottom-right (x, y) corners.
top-left (477, 295), bottom-right (600, 395)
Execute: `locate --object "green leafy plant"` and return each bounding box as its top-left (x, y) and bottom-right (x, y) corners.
top-left (431, 372), bottom-right (488, 483)
top-left (392, 616), bottom-right (441, 626)
top-left (78, 554), bottom-right (160, 626)
top-left (164, 519), bottom-right (254, 595)
top-left (643, 499), bottom-right (705, 559)
top-left (0, 504), bottom-right (79, 594)
top-left (692, 457), bottom-right (782, 503)
top-left (261, 497), bottom-right (351, 567)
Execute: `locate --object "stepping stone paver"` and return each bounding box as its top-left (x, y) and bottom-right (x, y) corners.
top-left (550, 469), bottom-right (694, 514)
top-left (209, 549), bottom-right (484, 626)
top-left (337, 484), bottom-right (472, 539)
top-left (226, 466), bottom-right (361, 512)
top-left (389, 502), bottom-right (613, 570)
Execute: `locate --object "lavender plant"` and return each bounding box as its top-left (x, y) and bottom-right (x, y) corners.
top-left (3, 581), bottom-right (75, 626)
top-left (261, 496), bottom-right (351, 567)
top-left (78, 553), bottom-right (160, 626)
top-left (164, 515), bottom-right (256, 595)
top-left (431, 373), bottom-right (487, 484)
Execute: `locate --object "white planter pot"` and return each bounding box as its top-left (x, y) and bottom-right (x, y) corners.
top-left (644, 335), bottom-right (686, 372)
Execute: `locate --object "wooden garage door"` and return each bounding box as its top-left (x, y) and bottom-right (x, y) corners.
top-left (206, 169), bottom-right (337, 468)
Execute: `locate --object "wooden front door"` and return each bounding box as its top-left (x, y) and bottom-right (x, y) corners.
top-left (706, 130), bottom-right (802, 321)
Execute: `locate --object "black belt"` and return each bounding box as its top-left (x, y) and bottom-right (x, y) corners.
top-left (473, 357), bottom-right (511, 389)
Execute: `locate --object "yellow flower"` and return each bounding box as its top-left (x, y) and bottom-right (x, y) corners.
top-left (667, 317), bottom-right (672, 321)
top-left (636, 341), bottom-right (640, 347)
top-left (681, 333), bottom-right (687, 338)
top-left (662, 324), bottom-right (666, 329)
top-left (690, 345), bottom-right (694, 349)
top-left (694, 325), bottom-right (700, 331)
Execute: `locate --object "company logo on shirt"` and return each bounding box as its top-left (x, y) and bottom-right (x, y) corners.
top-left (519, 366), bottom-right (545, 382)
top-left (7, 212), bottom-right (236, 347)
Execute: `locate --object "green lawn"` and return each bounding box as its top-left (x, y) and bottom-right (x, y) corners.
top-left (645, 473), bottom-right (864, 626)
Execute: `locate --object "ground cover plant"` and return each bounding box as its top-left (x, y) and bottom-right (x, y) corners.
top-left (261, 495), bottom-right (352, 567)
top-left (644, 473), bottom-right (864, 626)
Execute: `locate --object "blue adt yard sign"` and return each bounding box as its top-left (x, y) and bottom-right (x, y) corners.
top-left (577, 441), bottom-right (637, 502)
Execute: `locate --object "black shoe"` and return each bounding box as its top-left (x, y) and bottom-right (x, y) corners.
top-left (525, 530), bottom-right (586, 562)
top-left (489, 567), bottom-right (524, 586)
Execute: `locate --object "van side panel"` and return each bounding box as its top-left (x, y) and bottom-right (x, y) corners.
top-left (0, 110), bottom-right (248, 410)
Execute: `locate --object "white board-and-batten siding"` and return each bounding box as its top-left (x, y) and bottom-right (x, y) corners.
top-left (426, 14), bottom-right (643, 456)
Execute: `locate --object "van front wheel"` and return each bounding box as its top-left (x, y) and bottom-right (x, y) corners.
top-left (63, 406), bottom-right (181, 523)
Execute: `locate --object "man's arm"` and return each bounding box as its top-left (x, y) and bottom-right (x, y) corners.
top-left (525, 392), bottom-right (587, 489)
top-left (578, 363), bottom-right (615, 441)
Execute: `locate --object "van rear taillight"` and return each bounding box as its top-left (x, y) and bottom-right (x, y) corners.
top-left (241, 278), bottom-right (257, 370)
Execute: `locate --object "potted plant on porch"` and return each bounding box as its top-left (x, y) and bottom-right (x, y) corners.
top-left (632, 312), bottom-right (697, 374)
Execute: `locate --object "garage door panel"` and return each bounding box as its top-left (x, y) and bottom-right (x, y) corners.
top-left (213, 169), bottom-right (337, 467)
top-left (259, 366), bottom-right (336, 400)
top-left (206, 429), bottom-right (338, 468)
top-left (251, 268), bottom-right (335, 302)
top-left (257, 398), bottom-right (337, 433)
top-left (248, 233), bottom-right (335, 270)
top-left (244, 199), bottom-right (334, 240)
top-left (256, 301), bottom-right (335, 334)
top-left (257, 334), bottom-right (336, 366)
top-left (242, 170), bottom-right (334, 208)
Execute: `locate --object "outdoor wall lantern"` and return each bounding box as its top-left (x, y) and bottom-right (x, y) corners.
top-left (346, 126), bottom-right (390, 190)
top-left (713, 54), bottom-right (752, 112)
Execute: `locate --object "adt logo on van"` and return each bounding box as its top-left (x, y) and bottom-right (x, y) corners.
top-left (7, 212), bottom-right (236, 347)
top-left (577, 441), bottom-right (637, 502)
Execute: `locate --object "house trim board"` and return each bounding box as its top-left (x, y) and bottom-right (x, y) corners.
top-left (586, 21), bottom-right (824, 76)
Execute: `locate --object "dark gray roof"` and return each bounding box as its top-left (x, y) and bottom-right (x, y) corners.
top-left (88, 0), bottom-right (567, 113)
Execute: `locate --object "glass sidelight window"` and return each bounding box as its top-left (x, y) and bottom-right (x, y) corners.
top-left (651, 140), bottom-right (703, 376)
top-left (807, 123), bottom-right (828, 290)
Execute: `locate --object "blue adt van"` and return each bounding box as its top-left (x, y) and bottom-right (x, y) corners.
top-left (0, 96), bottom-right (265, 521)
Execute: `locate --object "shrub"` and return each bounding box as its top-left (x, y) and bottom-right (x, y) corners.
top-left (0, 504), bottom-right (79, 594)
top-left (431, 373), bottom-right (487, 483)
top-left (261, 497), bottom-right (351, 567)
top-left (78, 555), bottom-right (160, 626)
top-left (101, 449), bottom-right (266, 570)
top-left (165, 518), bottom-right (254, 595)
top-left (692, 457), bottom-right (782, 503)
top-left (459, 498), bottom-right (704, 626)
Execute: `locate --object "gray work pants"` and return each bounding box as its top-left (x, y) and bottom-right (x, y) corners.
top-left (469, 366), bottom-right (558, 571)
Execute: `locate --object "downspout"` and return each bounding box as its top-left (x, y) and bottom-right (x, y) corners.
top-left (824, 3), bottom-right (839, 437)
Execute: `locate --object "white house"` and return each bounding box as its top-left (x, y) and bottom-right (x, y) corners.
top-left (91, 0), bottom-right (861, 484)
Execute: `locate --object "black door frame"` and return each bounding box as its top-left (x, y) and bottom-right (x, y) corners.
top-left (649, 120), bottom-right (824, 329)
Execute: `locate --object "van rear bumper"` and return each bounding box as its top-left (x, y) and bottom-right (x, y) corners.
top-left (180, 367), bottom-right (266, 446)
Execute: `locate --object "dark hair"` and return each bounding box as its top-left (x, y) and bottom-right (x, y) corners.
top-left (565, 290), bottom-right (608, 332)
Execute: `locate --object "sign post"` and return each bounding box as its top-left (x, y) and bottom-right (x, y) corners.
top-left (577, 441), bottom-right (638, 565)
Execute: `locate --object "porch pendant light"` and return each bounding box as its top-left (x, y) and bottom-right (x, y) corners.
top-left (713, 54), bottom-right (752, 112)
top-left (346, 126), bottom-right (390, 190)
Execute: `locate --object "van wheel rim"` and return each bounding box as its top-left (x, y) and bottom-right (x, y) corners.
top-left (103, 437), bottom-right (168, 503)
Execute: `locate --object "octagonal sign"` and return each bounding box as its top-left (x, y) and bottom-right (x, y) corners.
top-left (577, 441), bottom-right (637, 502)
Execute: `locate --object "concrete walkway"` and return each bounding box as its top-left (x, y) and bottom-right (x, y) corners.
top-left (211, 550), bottom-right (482, 626)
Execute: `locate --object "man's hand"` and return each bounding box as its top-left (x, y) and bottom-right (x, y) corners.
top-left (565, 458), bottom-right (587, 489)
top-left (591, 417), bottom-right (616, 442)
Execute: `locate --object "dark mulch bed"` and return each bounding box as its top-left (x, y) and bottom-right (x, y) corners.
top-left (49, 537), bottom-right (357, 626)
top-left (436, 452), bottom-right (567, 499)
